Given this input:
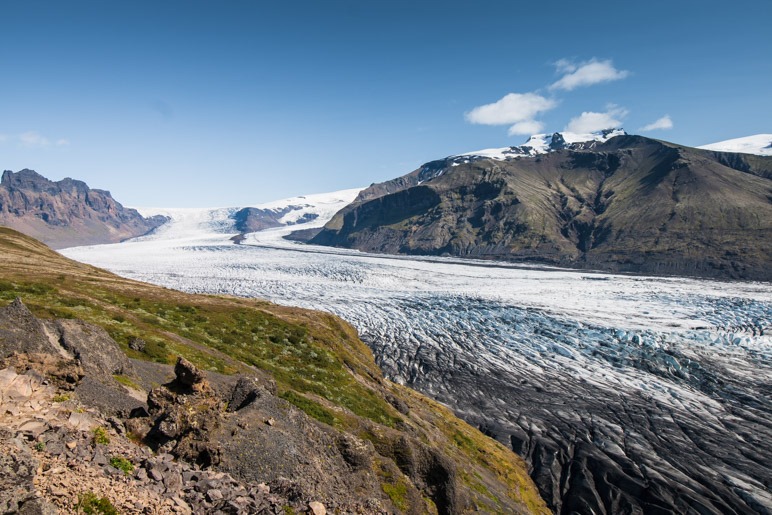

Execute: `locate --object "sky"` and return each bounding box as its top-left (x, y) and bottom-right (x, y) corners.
top-left (2, 0), bottom-right (771, 207)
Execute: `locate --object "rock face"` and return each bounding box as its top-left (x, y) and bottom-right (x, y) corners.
top-left (313, 135), bottom-right (772, 280)
top-left (0, 169), bottom-right (167, 248)
top-left (143, 357), bottom-right (470, 513)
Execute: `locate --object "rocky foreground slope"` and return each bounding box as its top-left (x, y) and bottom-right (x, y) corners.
top-left (0, 227), bottom-right (547, 514)
top-left (312, 134), bottom-right (772, 280)
top-left (0, 169), bottom-right (167, 248)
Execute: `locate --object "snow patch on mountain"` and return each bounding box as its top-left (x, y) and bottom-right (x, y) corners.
top-left (454, 128), bottom-right (627, 161)
top-left (698, 134), bottom-right (772, 156)
top-left (253, 188), bottom-right (363, 226)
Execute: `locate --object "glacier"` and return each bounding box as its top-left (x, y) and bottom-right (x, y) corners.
top-left (62, 197), bottom-right (772, 513)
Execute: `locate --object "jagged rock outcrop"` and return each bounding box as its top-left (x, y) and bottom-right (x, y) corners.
top-left (313, 135), bottom-right (772, 280)
top-left (0, 298), bottom-right (142, 418)
top-left (0, 169), bottom-right (167, 248)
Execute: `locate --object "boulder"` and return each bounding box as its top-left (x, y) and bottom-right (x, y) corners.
top-left (174, 357), bottom-right (204, 388)
top-left (0, 299), bottom-right (59, 357)
top-left (128, 337), bottom-right (146, 352)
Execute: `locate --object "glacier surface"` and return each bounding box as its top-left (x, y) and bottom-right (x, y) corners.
top-left (62, 201), bottom-right (772, 513)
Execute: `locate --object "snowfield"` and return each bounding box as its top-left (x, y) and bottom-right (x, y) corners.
top-left (698, 134), bottom-right (772, 156)
top-left (62, 194), bottom-right (772, 513)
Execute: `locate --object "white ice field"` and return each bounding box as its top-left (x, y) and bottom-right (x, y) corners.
top-left (62, 192), bottom-right (772, 507)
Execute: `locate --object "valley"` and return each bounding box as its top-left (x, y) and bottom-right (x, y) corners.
top-left (63, 204), bottom-right (772, 514)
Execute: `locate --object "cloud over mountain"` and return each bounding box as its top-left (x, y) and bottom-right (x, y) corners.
top-left (549, 58), bottom-right (629, 91)
top-left (640, 115), bottom-right (673, 131)
top-left (565, 105), bottom-right (628, 133)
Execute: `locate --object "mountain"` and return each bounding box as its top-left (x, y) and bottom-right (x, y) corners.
top-left (312, 132), bottom-right (772, 281)
top-left (0, 227), bottom-right (547, 514)
top-left (0, 169), bottom-right (167, 249)
top-left (698, 134), bottom-right (772, 156)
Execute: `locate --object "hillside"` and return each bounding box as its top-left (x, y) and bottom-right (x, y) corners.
top-left (312, 134), bottom-right (772, 280)
top-left (0, 169), bottom-right (167, 248)
top-left (0, 227), bottom-right (547, 514)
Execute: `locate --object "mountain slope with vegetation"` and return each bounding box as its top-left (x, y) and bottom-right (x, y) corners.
top-left (0, 227), bottom-right (547, 514)
top-left (313, 135), bottom-right (772, 280)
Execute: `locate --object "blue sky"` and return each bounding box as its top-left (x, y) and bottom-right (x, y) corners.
top-left (2, 0), bottom-right (770, 207)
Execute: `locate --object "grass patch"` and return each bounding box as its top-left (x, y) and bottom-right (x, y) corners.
top-left (280, 390), bottom-right (339, 427)
top-left (52, 394), bottom-right (71, 403)
top-left (0, 270), bottom-right (400, 427)
top-left (113, 374), bottom-right (141, 391)
top-left (76, 492), bottom-right (118, 515)
top-left (382, 481), bottom-right (410, 512)
top-left (109, 456), bottom-right (134, 475)
top-left (93, 427), bottom-right (110, 445)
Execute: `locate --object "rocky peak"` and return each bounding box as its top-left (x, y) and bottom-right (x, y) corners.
top-left (548, 132), bottom-right (567, 150)
top-left (0, 168), bottom-right (168, 248)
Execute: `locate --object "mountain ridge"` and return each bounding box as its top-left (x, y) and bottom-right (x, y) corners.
top-left (312, 133), bottom-right (772, 281)
top-left (0, 169), bottom-right (167, 249)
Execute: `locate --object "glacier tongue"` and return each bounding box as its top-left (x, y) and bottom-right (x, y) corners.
top-left (61, 208), bottom-right (772, 514)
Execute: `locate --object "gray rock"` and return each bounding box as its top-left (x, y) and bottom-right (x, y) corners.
top-left (163, 470), bottom-right (183, 492)
top-left (0, 299), bottom-right (59, 358)
top-left (174, 357), bottom-right (204, 387)
top-left (93, 447), bottom-right (108, 466)
top-left (128, 337), bottom-right (146, 352)
top-left (135, 467), bottom-right (148, 482)
top-left (43, 318), bottom-right (133, 380)
top-left (149, 467), bottom-right (165, 482)
top-left (205, 489), bottom-right (223, 502)
top-left (227, 377), bottom-right (262, 412)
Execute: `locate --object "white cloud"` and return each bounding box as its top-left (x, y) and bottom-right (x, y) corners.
top-left (565, 105), bottom-right (628, 133)
top-left (19, 131), bottom-right (51, 147)
top-left (550, 59), bottom-right (629, 91)
top-left (553, 58), bottom-right (577, 74)
top-left (465, 92), bottom-right (557, 126)
top-left (508, 120), bottom-right (544, 136)
top-left (639, 115), bottom-right (673, 131)
top-left (15, 131), bottom-right (69, 148)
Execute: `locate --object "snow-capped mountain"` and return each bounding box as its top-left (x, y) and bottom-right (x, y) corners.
top-left (314, 132), bottom-right (772, 281)
top-left (453, 128), bottom-right (627, 161)
top-left (698, 134), bottom-right (772, 156)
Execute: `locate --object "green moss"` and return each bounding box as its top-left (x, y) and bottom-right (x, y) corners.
top-left (113, 374), bottom-right (141, 391)
top-left (382, 481), bottom-right (410, 512)
top-left (52, 394), bottom-right (71, 403)
top-left (77, 492), bottom-right (118, 515)
top-left (280, 390), bottom-right (339, 427)
top-left (109, 456), bottom-right (133, 475)
top-left (452, 430), bottom-right (477, 452)
top-left (93, 427), bottom-right (110, 445)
